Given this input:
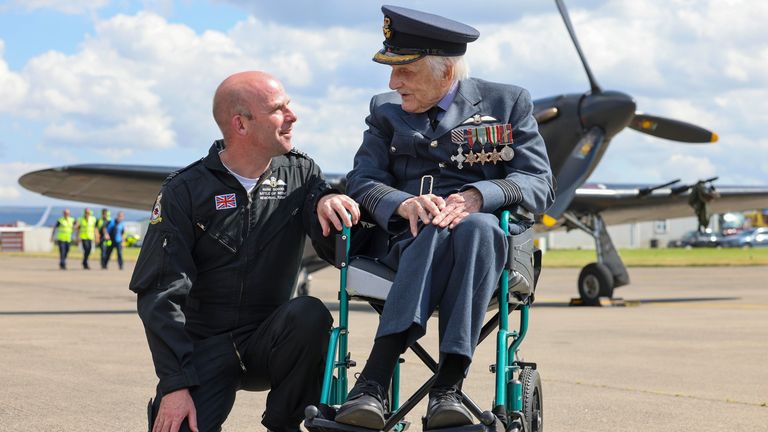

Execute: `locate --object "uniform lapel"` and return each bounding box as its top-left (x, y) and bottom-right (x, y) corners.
top-left (400, 109), bottom-right (432, 137)
top-left (433, 79), bottom-right (481, 138)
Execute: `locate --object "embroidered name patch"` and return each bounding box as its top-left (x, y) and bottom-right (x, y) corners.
top-left (258, 177), bottom-right (288, 200)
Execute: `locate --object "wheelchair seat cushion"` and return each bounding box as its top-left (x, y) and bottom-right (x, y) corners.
top-left (346, 257), bottom-right (395, 301)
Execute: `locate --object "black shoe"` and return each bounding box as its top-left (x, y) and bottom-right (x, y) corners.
top-left (335, 375), bottom-right (387, 430)
top-left (425, 386), bottom-right (473, 430)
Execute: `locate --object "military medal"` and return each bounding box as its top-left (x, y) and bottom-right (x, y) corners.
top-left (490, 149), bottom-right (502, 164)
top-left (500, 145), bottom-right (515, 161)
top-left (478, 149), bottom-right (488, 165)
top-left (466, 151), bottom-right (479, 166)
top-left (451, 146), bottom-right (466, 169)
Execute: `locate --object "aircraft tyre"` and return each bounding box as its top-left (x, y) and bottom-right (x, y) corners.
top-left (578, 263), bottom-right (614, 305)
top-left (519, 367), bottom-right (543, 432)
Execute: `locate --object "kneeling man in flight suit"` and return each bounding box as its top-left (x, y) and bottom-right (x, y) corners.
top-left (130, 70), bottom-right (360, 432)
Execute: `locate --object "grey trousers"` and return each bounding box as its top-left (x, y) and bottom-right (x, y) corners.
top-left (378, 213), bottom-right (507, 359)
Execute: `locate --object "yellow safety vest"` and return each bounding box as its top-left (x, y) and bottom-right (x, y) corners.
top-left (56, 216), bottom-right (75, 242)
top-left (78, 215), bottom-right (97, 240)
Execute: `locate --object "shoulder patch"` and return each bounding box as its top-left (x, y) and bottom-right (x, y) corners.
top-left (149, 192), bottom-right (163, 225)
top-left (162, 158), bottom-right (204, 186)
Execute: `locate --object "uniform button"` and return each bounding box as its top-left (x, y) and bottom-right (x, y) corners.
top-left (390, 146), bottom-right (396, 153)
top-left (438, 162), bottom-right (446, 168)
top-left (430, 140), bottom-right (438, 148)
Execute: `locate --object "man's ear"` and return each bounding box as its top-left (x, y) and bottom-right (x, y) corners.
top-left (442, 64), bottom-right (455, 84)
top-left (232, 115), bottom-right (247, 136)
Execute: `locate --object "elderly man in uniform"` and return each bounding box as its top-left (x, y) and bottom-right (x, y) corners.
top-left (335, 6), bottom-right (554, 430)
top-left (130, 71), bottom-right (359, 432)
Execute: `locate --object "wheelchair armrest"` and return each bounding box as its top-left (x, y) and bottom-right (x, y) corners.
top-left (506, 227), bottom-right (538, 301)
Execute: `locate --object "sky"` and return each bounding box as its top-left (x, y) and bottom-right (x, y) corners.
top-left (1, 0), bottom-right (766, 208)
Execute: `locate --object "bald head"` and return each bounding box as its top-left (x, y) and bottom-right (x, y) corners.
top-left (213, 71), bottom-right (281, 136)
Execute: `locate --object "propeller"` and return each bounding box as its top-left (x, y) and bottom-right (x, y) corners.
top-left (671, 176), bottom-right (719, 195)
top-left (630, 113), bottom-right (719, 143)
top-left (638, 179), bottom-right (681, 197)
top-left (555, 0), bottom-right (601, 93)
top-left (545, 126), bottom-right (606, 220)
top-left (554, 0), bottom-right (719, 144)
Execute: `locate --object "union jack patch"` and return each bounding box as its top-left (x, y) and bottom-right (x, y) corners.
top-left (215, 193), bottom-right (237, 210)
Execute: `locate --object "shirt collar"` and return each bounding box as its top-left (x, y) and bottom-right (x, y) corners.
top-left (436, 81), bottom-right (459, 114)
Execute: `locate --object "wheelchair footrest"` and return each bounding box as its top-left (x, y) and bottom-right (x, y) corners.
top-left (304, 405), bottom-right (411, 432)
top-left (305, 416), bottom-right (380, 432)
top-left (423, 414), bottom-right (505, 432)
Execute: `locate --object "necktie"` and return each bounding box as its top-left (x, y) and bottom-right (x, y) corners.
top-left (427, 106), bottom-right (443, 130)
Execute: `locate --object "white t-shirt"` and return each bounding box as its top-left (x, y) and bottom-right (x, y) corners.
top-left (220, 152), bottom-right (261, 193)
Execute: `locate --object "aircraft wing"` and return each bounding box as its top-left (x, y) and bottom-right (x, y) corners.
top-left (570, 182), bottom-right (768, 225)
top-left (18, 164), bottom-right (175, 210)
top-left (18, 163), bottom-right (348, 211)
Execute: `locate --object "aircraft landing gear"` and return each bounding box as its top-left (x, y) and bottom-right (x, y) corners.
top-left (562, 212), bottom-right (629, 305)
top-left (578, 262), bottom-right (614, 305)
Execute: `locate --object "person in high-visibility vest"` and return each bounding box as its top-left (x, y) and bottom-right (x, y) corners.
top-left (50, 208), bottom-right (75, 270)
top-left (75, 207), bottom-right (98, 270)
top-left (96, 208), bottom-right (112, 269)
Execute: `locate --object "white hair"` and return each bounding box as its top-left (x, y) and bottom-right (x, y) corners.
top-left (423, 55), bottom-right (469, 83)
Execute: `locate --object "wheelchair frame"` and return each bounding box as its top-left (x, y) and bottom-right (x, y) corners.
top-left (305, 210), bottom-right (542, 432)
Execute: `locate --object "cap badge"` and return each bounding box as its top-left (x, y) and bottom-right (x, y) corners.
top-left (383, 16), bottom-right (392, 39)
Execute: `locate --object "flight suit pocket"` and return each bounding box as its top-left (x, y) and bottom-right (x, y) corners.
top-left (199, 207), bottom-right (244, 254)
top-left (129, 230), bottom-right (172, 294)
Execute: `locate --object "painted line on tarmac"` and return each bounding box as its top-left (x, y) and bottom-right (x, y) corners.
top-left (547, 378), bottom-right (768, 408)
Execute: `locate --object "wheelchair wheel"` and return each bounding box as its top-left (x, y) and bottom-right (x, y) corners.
top-left (520, 367), bottom-right (543, 432)
top-left (578, 262), bottom-right (613, 305)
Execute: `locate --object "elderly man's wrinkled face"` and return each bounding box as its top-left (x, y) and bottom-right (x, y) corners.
top-left (389, 59), bottom-right (452, 113)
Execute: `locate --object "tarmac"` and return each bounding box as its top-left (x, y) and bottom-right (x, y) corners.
top-left (1, 254), bottom-right (767, 431)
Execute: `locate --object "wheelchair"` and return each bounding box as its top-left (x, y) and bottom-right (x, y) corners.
top-left (305, 209), bottom-right (543, 432)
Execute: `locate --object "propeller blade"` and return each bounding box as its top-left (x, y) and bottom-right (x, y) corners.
top-left (638, 179), bottom-right (681, 197)
top-left (554, 0), bottom-right (601, 93)
top-left (630, 113), bottom-right (719, 143)
top-left (544, 127), bottom-right (606, 219)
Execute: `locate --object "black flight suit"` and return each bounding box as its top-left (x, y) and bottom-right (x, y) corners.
top-left (129, 140), bottom-right (336, 432)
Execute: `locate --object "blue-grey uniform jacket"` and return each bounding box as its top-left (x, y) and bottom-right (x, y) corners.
top-left (346, 78), bottom-right (554, 356)
top-left (347, 77), bottom-right (554, 234)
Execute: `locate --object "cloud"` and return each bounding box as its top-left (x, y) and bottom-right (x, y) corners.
top-left (0, 40), bottom-right (29, 110)
top-left (2, 0), bottom-right (109, 14)
top-left (2, 0), bottom-right (767, 195)
top-left (2, 11), bottom-right (383, 163)
top-left (0, 162), bottom-right (48, 201)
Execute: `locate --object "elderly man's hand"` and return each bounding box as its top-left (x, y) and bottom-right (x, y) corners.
top-left (431, 188), bottom-right (483, 229)
top-left (153, 388), bottom-right (198, 432)
top-left (317, 193), bottom-right (360, 236)
top-left (397, 194), bottom-right (446, 237)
